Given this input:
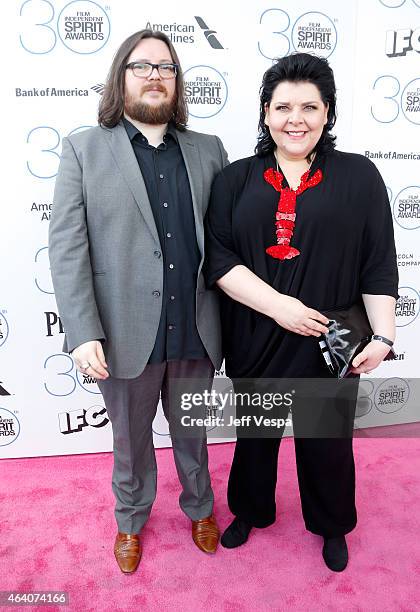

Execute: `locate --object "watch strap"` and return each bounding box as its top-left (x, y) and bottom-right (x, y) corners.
top-left (371, 334), bottom-right (394, 347)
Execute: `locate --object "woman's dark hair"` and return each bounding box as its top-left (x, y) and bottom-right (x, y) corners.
top-left (255, 53), bottom-right (337, 157)
top-left (98, 29), bottom-right (188, 130)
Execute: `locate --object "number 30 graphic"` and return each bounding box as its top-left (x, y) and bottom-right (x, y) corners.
top-left (26, 126), bottom-right (92, 179)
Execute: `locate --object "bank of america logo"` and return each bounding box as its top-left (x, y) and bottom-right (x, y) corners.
top-left (0, 382), bottom-right (11, 396)
top-left (91, 83), bottom-right (105, 95)
top-left (194, 17), bottom-right (224, 49)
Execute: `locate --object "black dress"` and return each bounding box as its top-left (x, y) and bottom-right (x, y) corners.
top-left (204, 150), bottom-right (399, 534)
top-left (205, 150), bottom-right (398, 379)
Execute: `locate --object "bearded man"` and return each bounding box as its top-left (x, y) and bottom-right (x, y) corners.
top-left (48, 29), bottom-right (228, 573)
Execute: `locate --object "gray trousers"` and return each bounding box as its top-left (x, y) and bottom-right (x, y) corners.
top-left (97, 359), bottom-right (215, 534)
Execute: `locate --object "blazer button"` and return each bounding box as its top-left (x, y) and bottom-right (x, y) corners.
top-left (154, 250), bottom-right (162, 258)
top-left (152, 290), bottom-right (161, 298)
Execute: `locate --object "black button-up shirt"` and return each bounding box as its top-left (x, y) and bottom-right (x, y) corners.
top-left (123, 118), bottom-right (207, 363)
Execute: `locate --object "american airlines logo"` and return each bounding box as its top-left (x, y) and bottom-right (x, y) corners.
top-left (194, 17), bottom-right (224, 49)
top-left (0, 382), bottom-right (11, 396)
top-left (144, 17), bottom-right (224, 48)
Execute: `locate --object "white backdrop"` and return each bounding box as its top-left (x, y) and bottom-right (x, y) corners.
top-left (1, 0), bottom-right (419, 458)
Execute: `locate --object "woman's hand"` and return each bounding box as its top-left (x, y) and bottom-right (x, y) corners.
top-left (351, 339), bottom-right (392, 374)
top-left (272, 295), bottom-right (330, 337)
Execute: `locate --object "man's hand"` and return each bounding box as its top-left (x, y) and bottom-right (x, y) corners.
top-left (72, 340), bottom-right (109, 380)
top-left (273, 296), bottom-right (330, 337)
top-left (351, 340), bottom-right (391, 375)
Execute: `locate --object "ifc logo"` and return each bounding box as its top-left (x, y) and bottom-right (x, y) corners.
top-left (57, 0), bottom-right (110, 54)
top-left (184, 66), bottom-right (228, 119)
top-left (0, 312), bottom-right (9, 349)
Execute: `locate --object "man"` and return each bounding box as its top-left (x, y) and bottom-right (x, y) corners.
top-left (49, 29), bottom-right (228, 574)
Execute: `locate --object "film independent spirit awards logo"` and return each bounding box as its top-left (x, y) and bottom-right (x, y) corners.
top-left (374, 378), bottom-right (410, 414)
top-left (91, 68), bottom-right (229, 121)
top-left (393, 186), bottom-right (420, 230)
top-left (0, 311), bottom-right (9, 349)
top-left (57, 0), bottom-right (111, 54)
top-left (259, 10), bottom-right (337, 60)
top-left (0, 407), bottom-right (20, 447)
top-left (395, 287), bottom-right (420, 327)
top-left (291, 11), bottom-right (337, 57)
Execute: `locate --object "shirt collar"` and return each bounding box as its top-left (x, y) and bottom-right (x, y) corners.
top-left (122, 117), bottom-right (177, 145)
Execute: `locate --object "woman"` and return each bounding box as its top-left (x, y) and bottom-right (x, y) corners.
top-left (204, 53), bottom-right (398, 571)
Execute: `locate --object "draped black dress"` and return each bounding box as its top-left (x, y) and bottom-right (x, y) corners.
top-left (203, 150), bottom-right (399, 533)
top-left (205, 150), bottom-right (399, 380)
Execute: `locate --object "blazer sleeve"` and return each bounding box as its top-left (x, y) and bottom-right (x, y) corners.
top-left (214, 134), bottom-right (229, 169)
top-left (204, 168), bottom-right (245, 288)
top-left (48, 137), bottom-right (105, 353)
top-left (359, 163), bottom-right (399, 300)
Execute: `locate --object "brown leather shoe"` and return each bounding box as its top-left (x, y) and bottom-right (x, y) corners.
top-left (192, 515), bottom-right (220, 553)
top-left (114, 532), bottom-right (142, 573)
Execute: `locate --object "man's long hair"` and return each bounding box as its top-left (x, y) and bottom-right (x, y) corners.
top-left (98, 29), bottom-right (188, 130)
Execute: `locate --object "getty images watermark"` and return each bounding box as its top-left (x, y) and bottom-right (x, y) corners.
top-left (168, 377), bottom-right (420, 439)
top-left (180, 387), bottom-right (293, 430)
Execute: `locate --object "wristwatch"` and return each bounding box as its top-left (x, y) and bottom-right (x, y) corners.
top-left (371, 335), bottom-right (394, 347)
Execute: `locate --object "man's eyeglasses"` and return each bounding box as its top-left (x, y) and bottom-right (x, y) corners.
top-left (126, 62), bottom-right (178, 79)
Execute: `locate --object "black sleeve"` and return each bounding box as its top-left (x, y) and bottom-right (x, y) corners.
top-left (203, 168), bottom-right (245, 288)
top-left (359, 163), bottom-right (399, 300)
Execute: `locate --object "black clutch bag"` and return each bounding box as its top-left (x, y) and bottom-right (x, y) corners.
top-left (318, 302), bottom-right (396, 378)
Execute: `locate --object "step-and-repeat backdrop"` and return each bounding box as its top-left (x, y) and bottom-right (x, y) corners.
top-left (1, 0), bottom-right (419, 457)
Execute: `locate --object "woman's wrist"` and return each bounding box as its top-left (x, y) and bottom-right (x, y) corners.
top-left (371, 334), bottom-right (394, 347)
top-left (265, 292), bottom-right (289, 319)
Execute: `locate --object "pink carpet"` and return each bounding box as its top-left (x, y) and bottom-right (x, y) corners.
top-left (1, 437), bottom-right (419, 612)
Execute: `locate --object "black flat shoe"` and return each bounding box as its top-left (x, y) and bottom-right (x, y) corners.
top-left (322, 535), bottom-right (348, 572)
top-left (221, 518), bottom-right (253, 549)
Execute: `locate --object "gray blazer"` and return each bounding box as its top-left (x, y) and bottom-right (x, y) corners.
top-left (48, 122), bottom-right (228, 378)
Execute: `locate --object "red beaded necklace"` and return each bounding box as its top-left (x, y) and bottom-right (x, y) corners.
top-left (264, 154), bottom-right (323, 260)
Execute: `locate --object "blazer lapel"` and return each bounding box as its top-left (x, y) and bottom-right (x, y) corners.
top-left (104, 122), bottom-right (160, 245)
top-left (177, 131), bottom-right (205, 257)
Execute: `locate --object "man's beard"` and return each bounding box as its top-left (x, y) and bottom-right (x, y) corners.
top-left (125, 89), bottom-right (176, 125)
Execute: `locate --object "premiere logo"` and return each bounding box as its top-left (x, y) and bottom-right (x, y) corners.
top-left (393, 187), bottom-right (420, 230)
top-left (58, 405), bottom-right (109, 434)
top-left (45, 312), bottom-right (65, 337)
top-left (184, 66), bottom-right (228, 118)
top-left (386, 28), bottom-right (420, 57)
top-left (395, 288), bottom-right (420, 327)
top-left (0, 408), bottom-right (20, 446)
top-left (57, 1), bottom-right (110, 54)
top-left (374, 378), bottom-right (409, 414)
top-left (292, 12), bottom-right (337, 58)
